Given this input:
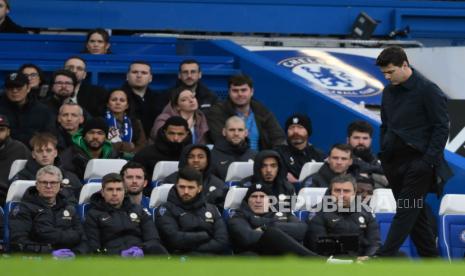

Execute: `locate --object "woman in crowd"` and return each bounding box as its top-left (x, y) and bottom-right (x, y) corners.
top-left (150, 86), bottom-right (209, 144)
top-left (19, 63), bottom-right (49, 99)
top-left (104, 89), bottom-right (146, 159)
top-left (83, 28), bottom-right (111, 54)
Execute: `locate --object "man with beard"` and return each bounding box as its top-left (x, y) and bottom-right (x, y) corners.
top-left (60, 117), bottom-right (120, 180)
top-left (347, 121), bottom-right (388, 188)
top-left (11, 132), bottom-right (82, 203)
top-left (156, 166), bottom-right (229, 255)
top-left (207, 74), bottom-right (285, 151)
top-left (0, 114), bottom-right (30, 205)
top-left (239, 150), bottom-right (295, 212)
top-left (170, 59), bottom-right (218, 112)
top-left (55, 102), bottom-right (84, 152)
top-left (84, 173), bottom-right (167, 256)
top-left (120, 161), bottom-right (150, 210)
top-left (64, 56), bottom-right (108, 117)
top-left (275, 114), bottom-right (326, 183)
top-left (133, 116), bottom-right (191, 180)
top-left (164, 144), bottom-right (228, 210)
top-left (228, 183), bottom-right (317, 256)
top-left (303, 144), bottom-right (359, 188)
top-left (210, 116), bottom-right (257, 181)
top-left (44, 70), bottom-right (82, 117)
top-left (121, 61), bottom-right (169, 136)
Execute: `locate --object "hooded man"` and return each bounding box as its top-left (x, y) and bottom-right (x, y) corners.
top-left (156, 166), bottom-right (229, 255)
top-left (164, 144), bottom-right (228, 210)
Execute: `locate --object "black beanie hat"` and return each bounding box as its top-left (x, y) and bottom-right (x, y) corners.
top-left (245, 183), bottom-right (273, 201)
top-left (163, 116), bottom-right (189, 131)
top-left (285, 113), bottom-right (312, 137)
top-left (82, 117), bottom-right (109, 136)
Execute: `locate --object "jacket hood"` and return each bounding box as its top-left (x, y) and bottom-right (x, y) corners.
top-left (166, 184), bottom-right (206, 210)
top-left (177, 144), bottom-right (212, 177)
top-left (252, 150), bottom-right (287, 183)
top-left (154, 124), bottom-right (192, 157)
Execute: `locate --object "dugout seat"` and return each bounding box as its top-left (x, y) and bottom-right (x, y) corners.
top-left (151, 161), bottom-right (179, 189)
top-left (78, 182), bottom-right (102, 221)
top-left (8, 159), bottom-right (27, 181)
top-left (438, 194), bottom-right (465, 260)
top-left (83, 159), bottom-right (127, 183)
top-left (225, 161), bottom-right (254, 187)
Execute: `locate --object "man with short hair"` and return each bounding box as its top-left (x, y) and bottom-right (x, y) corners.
top-left (304, 175), bottom-right (381, 258)
top-left (347, 120), bottom-right (387, 188)
top-left (240, 150), bottom-right (295, 210)
top-left (375, 46), bottom-right (452, 257)
top-left (133, 116), bottom-right (191, 178)
top-left (164, 144), bottom-right (228, 209)
top-left (60, 117), bottom-right (120, 179)
top-left (210, 116), bottom-right (257, 181)
top-left (44, 69), bottom-right (79, 116)
top-left (120, 161), bottom-right (150, 210)
top-left (0, 72), bottom-right (55, 146)
top-left (303, 144), bottom-right (358, 188)
top-left (0, 0), bottom-right (27, 33)
top-left (275, 114), bottom-right (326, 183)
top-left (55, 102), bottom-right (85, 151)
top-left (121, 61), bottom-right (169, 136)
top-left (229, 183), bottom-right (317, 256)
top-left (171, 59), bottom-right (218, 111)
top-left (156, 166), bottom-right (229, 254)
top-left (11, 132), bottom-right (82, 203)
top-left (9, 165), bottom-right (87, 256)
top-left (0, 114), bottom-right (30, 205)
top-left (85, 173), bottom-right (167, 256)
top-left (64, 56), bottom-right (108, 117)
top-left (207, 74), bottom-right (285, 151)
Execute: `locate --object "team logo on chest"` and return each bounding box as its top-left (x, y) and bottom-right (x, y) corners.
top-left (129, 212), bottom-right (140, 223)
top-left (62, 209), bottom-right (72, 220)
top-left (205, 211), bottom-right (214, 223)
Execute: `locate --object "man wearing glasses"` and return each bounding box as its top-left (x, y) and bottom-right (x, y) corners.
top-left (9, 165), bottom-right (87, 257)
top-left (0, 72), bottom-right (55, 146)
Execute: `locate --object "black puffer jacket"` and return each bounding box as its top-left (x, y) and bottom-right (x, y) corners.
top-left (164, 144), bottom-right (228, 209)
top-left (8, 187), bottom-right (87, 253)
top-left (84, 193), bottom-right (166, 255)
top-left (155, 187), bottom-right (229, 254)
top-left (210, 137), bottom-right (257, 181)
top-left (228, 201), bottom-right (307, 253)
top-left (275, 143), bottom-right (326, 179)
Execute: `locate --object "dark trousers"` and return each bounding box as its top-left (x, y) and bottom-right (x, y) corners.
top-left (379, 152), bottom-right (438, 257)
top-left (255, 227), bottom-right (318, 257)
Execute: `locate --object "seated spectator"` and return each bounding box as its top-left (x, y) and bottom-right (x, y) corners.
top-left (120, 161), bottom-right (150, 210)
top-left (171, 59), bottom-right (218, 112)
top-left (11, 132), bottom-right (82, 203)
top-left (303, 144), bottom-right (359, 188)
top-left (228, 183), bottom-right (317, 256)
top-left (55, 102), bottom-right (84, 152)
top-left (210, 116), bottom-right (257, 181)
top-left (82, 28), bottom-right (111, 54)
top-left (105, 89), bottom-right (146, 159)
top-left (133, 116), bottom-right (191, 179)
top-left (207, 74), bottom-right (285, 151)
top-left (121, 61), bottom-right (169, 137)
top-left (9, 165), bottom-right (87, 256)
top-left (0, 72), bottom-right (55, 146)
top-left (304, 175), bottom-right (381, 258)
top-left (275, 114), bottom-right (326, 183)
top-left (84, 173), bottom-right (167, 256)
top-left (0, 0), bottom-right (27, 33)
top-left (19, 64), bottom-right (49, 100)
top-left (0, 114), bottom-right (30, 205)
top-left (60, 117), bottom-right (120, 179)
top-left (347, 121), bottom-right (388, 188)
top-left (164, 144), bottom-right (228, 210)
top-left (151, 87), bottom-right (208, 144)
top-left (64, 56), bottom-right (108, 117)
top-left (356, 176), bottom-right (374, 203)
top-left (239, 150), bottom-right (295, 210)
top-left (156, 167), bottom-right (229, 255)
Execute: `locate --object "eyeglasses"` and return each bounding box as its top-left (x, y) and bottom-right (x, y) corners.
top-left (54, 81), bottom-right (74, 86)
top-left (37, 181), bottom-right (61, 187)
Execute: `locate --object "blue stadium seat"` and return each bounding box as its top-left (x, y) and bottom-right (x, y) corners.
top-left (7, 159), bottom-right (27, 182)
top-left (3, 180), bottom-right (36, 249)
top-left (224, 161), bottom-right (254, 188)
top-left (150, 161), bottom-right (178, 189)
top-left (296, 162), bottom-right (324, 191)
top-left (438, 194), bottom-right (465, 260)
top-left (222, 187), bottom-right (248, 221)
top-left (293, 187), bottom-right (327, 222)
top-left (78, 182), bottom-right (102, 221)
top-left (83, 159), bottom-right (128, 183)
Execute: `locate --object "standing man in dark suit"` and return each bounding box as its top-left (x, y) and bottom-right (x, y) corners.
top-left (376, 46), bottom-right (452, 257)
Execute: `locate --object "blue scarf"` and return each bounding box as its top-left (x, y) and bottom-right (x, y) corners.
top-left (105, 109), bottom-right (133, 143)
